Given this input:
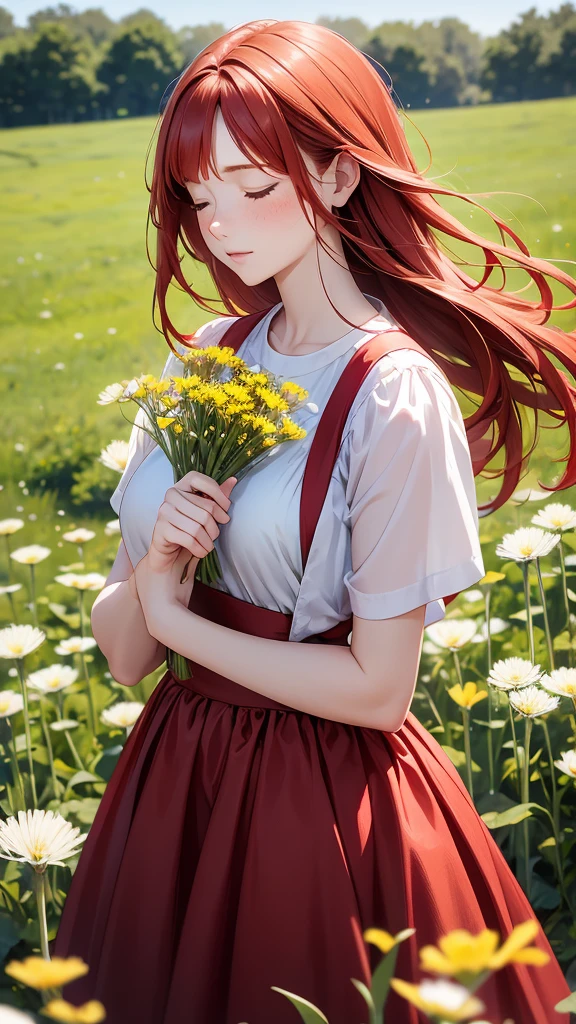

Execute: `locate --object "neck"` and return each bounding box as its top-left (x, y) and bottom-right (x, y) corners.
top-left (269, 224), bottom-right (388, 356)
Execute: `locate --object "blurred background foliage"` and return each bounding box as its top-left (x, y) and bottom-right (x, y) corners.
top-left (0, 3), bottom-right (574, 127)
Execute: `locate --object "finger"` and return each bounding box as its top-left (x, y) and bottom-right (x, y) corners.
top-left (170, 488), bottom-right (230, 524)
top-left (159, 522), bottom-right (212, 559)
top-left (178, 471), bottom-right (234, 512)
top-left (163, 504), bottom-right (217, 549)
top-left (165, 495), bottom-right (222, 541)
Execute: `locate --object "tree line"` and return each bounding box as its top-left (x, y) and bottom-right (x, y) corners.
top-left (0, 3), bottom-right (574, 128)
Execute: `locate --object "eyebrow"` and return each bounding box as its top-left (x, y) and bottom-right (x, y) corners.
top-left (222, 163), bottom-right (262, 172)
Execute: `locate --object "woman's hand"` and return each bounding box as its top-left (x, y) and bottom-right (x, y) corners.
top-left (133, 471), bottom-right (237, 629)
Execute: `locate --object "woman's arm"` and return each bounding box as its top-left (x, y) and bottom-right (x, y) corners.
top-left (91, 540), bottom-right (168, 686)
top-left (144, 597), bottom-right (426, 730)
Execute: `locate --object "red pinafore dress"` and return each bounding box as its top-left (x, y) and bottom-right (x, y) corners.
top-left (53, 311), bottom-right (571, 1024)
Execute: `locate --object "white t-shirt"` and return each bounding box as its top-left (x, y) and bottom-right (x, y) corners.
top-left (110, 293), bottom-right (485, 642)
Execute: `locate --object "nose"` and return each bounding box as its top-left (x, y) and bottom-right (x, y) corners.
top-left (208, 219), bottom-right (227, 241)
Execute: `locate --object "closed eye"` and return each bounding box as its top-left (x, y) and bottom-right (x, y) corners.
top-left (189, 182), bottom-right (278, 212)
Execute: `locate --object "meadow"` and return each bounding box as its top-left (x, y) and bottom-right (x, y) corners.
top-left (0, 96), bottom-right (575, 1021)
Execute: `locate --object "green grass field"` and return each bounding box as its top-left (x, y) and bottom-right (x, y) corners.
top-left (0, 96), bottom-right (575, 583)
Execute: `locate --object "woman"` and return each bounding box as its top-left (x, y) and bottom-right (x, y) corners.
top-left (53, 19), bottom-right (576, 1024)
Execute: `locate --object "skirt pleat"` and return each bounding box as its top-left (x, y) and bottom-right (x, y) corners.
top-left (52, 670), bottom-right (571, 1024)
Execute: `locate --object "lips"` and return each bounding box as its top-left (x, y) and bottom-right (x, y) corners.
top-left (226, 251), bottom-right (252, 256)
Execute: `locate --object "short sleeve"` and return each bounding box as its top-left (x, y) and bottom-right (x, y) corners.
top-left (342, 352), bottom-right (485, 627)
top-left (109, 316), bottom-right (237, 516)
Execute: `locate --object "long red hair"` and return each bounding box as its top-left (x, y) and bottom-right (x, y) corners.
top-left (146, 18), bottom-right (576, 515)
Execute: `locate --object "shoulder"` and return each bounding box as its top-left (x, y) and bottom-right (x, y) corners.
top-left (346, 344), bottom-right (460, 438)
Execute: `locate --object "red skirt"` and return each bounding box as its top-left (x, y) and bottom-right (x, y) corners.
top-left (52, 586), bottom-right (571, 1024)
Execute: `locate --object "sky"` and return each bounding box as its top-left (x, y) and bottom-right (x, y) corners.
top-left (5, 0), bottom-right (562, 40)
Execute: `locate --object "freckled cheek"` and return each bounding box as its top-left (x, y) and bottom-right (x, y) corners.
top-left (250, 193), bottom-right (303, 228)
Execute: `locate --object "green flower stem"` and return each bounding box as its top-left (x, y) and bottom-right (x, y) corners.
top-left (33, 869), bottom-right (50, 960)
top-left (14, 658), bottom-right (37, 809)
top-left (540, 718), bottom-right (559, 835)
top-left (462, 706), bottom-right (473, 797)
top-left (7, 718), bottom-right (25, 810)
top-left (535, 557), bottom-right (554, 672)
top-left (521, 561), bottom-right (535, 663)
top-left (508, 701), bottom-right (521, 798)
top-left (4, 534), bottom-right (14, 582)
top-left (80, 649), bottom-right (99, 745)
top-left (557, 536), bottom-right (574, 668)
top-left (78, 589), bottom-right (86, 636)
top-left (28, 564), bottom-right (38, 629)
top-left (484, 589), bottom-right (495, 793)
top-left (55, 698), bottom-right (85, 772)
top-left (6, 590), bottom-right (19, 625)
top-left (522, 715), bottom-right (533, 899)
top-left (37, 697), bottom-right (60, 800)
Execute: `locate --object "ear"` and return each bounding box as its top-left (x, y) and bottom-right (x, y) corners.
top-left (331, 152), bottom-right (361, 207)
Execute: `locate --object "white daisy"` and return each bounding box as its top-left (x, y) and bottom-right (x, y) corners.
top-left (531, 503), bottom-right (576, 532)
top-left (0, 691), bottom-right (24, 717)
top-left (0, 625), bottom-right (46, 659)
top-left (509, 685), bottom-right (561, 717)
top-left (0, 519), bottom-right (25, 536)
top-left (54, 636), bottom-right (98, 655)
top-left (496, 526), bottom-right (560, 562)
top-left (539, 666), bottom-right (576, 698)
top-left (488, 657), bottom-right (542, 691)
top-left (54, 572), bottom-right (107, 592)
top-left (97, 382), bottom-right (126, 405)
top-left (27, 665), bottom-right (78, 694)
top-left (10, 545), bottom-right (51, 565)
top-left (554, 750), bottom-right (576, 777)
top-left (101, 701), bottom-right (144, 729)
top-left (62, 528), bottom-right (96, 544)
top-left (0, 809), bottom-right (86, 869)
top-left (425, 618), bottom-right (478, 651)
top-left (100, 440), bottom-right (129, 473)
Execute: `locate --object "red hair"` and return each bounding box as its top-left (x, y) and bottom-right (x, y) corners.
top-left (146, 18), bottom-right (576, 515)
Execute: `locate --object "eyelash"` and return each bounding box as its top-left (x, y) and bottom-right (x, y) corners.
top-left (189, 182), bottom-right (278, 212)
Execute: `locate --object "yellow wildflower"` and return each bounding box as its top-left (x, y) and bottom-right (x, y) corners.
top-left (447, 682), bottom-right (487, 709)
top-left (279, 418), bottom-right (307, 440)
top-left (156, 416), bottom-right (178, 429)
top-left (160, 396), bottom-right (179, 410)
top-left (363, 928), bottom-right (397, 954)
top-left (419, 920), bottom-right (549, 978)
top-left (41, 998), bottom-right (106, 1022)
top-left (280, 380), bottom-right (309, 401)
top-left (262, 438), bottom-right (278, 447)
top-left (5, 955), bottom-right (88, 989)
top-left (253, 385), bottom-right (290, 412)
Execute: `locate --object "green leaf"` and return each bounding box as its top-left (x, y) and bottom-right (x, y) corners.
top-left (67, 770), bottom-right (100, 787)
top-left (440, 746), bottom-right (482, 771)
top-left (270, 987), bottom-right (329, 1022)
top-left (350, 978), bottom-right (375, 1010)
top-left (509, 606), bottom-right (544, 621)
top-left (530, 877), bottom-right (561, 910)
top-left (369, 944), bottom-right (401, 1013)
top-left (0, 912), bottom-right (24, 961)
top-left (481, 802), bottom-right (540, 828)
top-left (555, 992), bottom-right (576, 1011)
top-left (471, 718), bottom-right (507, 729)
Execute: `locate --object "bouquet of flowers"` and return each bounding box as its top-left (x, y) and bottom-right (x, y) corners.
top-left (101, 343), bottom-right (310, 679)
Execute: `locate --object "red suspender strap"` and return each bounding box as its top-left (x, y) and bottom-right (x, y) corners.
top-left (215, 313), bottom-right (461, 612)
top-left (299, 327), bottom-right (462, 611)
top-left (198, 309), bottom-right (270, 353)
